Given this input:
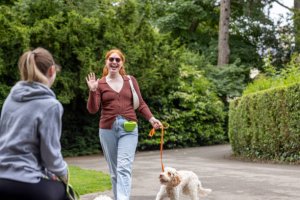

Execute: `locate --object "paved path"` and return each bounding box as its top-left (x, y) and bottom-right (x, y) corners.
top-left (65, 144), bottom-right (300, 200)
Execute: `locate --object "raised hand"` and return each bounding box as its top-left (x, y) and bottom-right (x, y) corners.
top-left (86, 72), bottom-right (98, 92)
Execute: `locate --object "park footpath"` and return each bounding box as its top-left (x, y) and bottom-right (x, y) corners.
top-left (65, 144), bottom-right (300, 200)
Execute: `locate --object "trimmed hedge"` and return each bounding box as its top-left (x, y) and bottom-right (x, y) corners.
top-left (229, 83), bottom-right (300, 163)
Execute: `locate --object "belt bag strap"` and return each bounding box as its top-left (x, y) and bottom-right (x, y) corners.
top-left (127, 75), bottom-right (140, 110)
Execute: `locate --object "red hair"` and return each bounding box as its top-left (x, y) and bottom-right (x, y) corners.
top-left (102, 49), bottom-right (126, 77)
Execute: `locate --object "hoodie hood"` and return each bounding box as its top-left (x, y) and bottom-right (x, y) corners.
top-left (11, 81), bottom-right (56, 102)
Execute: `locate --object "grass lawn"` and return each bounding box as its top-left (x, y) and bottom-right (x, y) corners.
top-left (69, 165), bottom-right (111, 195)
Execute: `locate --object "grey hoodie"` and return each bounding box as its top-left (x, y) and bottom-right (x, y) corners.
top-left (0, 81), bottom-right (67, 183)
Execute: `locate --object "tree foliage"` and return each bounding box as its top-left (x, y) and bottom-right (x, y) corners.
top-left (139, 50), bottom-right (226, 149)
top-left (0, 0), bottom-right (228, 155)
top-left (1, 0), bottom-right (297, 156)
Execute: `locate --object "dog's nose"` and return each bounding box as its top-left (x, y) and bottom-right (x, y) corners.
top-left (159, 174), bottom-right (163, 178)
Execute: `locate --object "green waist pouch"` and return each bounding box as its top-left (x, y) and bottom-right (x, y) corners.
top-left (123, 121), bottom-right (137, 132)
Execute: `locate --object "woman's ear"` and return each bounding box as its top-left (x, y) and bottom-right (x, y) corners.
top-left (47, 65), bottom-right (56, 77)
top-left (47, 65), bottom-right (57, 87)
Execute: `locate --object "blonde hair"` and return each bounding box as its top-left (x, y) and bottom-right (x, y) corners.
top-left (102, 49), bottom-right (126, 77)
top-left (18, 47), bottom-right (59, 84)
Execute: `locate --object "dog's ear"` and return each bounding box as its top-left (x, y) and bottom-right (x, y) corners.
top-left (171, 172), bottom-right (181, 187)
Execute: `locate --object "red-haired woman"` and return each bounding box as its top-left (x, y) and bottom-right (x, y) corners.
top-left (86, 49), bottom-right (161, 200)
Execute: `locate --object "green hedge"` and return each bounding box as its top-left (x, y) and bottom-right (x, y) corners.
top-left (229, 83), bottom-right (300, 163)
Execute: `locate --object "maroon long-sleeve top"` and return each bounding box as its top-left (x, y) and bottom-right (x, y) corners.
top-left (87, 75), bottom-right (153, 129)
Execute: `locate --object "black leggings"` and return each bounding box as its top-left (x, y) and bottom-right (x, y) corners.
top-left (0, 178), bottom-right (68, 200)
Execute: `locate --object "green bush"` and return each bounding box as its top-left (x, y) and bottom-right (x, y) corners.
top-left (139, 51), bottom-right (227, 150)
top-left (229, 83), bottom-right (300, 163)
top-left (244, 54), bottom-right (300, 95)
top-left (229, 53), bottom-right (300, 163)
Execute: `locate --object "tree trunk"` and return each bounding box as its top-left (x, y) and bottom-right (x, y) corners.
top-left (218, 0), bottom-right (231, 66)
top-left (294, 0), bottom-right (300, 8)
top-left (294, 0), bottom-right (300, 51)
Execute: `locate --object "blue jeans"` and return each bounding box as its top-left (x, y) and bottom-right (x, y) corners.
top-left (99, 116), bottom-right (138, 200)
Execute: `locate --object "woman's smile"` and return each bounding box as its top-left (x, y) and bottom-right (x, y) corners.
top-left (109, 63), bottom-right (119, 69)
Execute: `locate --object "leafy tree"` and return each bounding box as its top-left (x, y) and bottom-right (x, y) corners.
top-left (0, 0), bottom-right (15, 5)
top-left (0, 0), bottom-right (228, 155)
top-left (0, 0), bottom-right (175, 154)
top-left (148, 0), bottom-right (219, 59)
top-left (139, 50), bottom-right (226, 149)
top-left (0, 5), bottom-right (30, 107)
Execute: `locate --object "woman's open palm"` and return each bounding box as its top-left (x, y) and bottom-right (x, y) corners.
top-left (86, 73), bottom-right (98, 91)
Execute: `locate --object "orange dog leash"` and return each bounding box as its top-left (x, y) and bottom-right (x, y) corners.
top-left (149, 122), bottom-right (169, 172)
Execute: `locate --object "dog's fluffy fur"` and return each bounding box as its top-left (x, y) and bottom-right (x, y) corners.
top-left (93, 195), bottom-right (113, 200)
top-left (155, 167), bottom-right (212, 200)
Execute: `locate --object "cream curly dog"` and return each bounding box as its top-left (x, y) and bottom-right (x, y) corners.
top-left (155, 167), bottom-right (212, 200)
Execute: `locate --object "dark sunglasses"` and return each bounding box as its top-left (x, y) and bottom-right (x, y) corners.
top-left (108, 57), bottom-right (121, 63)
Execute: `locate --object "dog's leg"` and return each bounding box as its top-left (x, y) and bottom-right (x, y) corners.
top-left (156, 186), bottom-right (168, 200)
top-left (170, 188), bottom-right (180, 200)
top-left (190, 189), bottom-right (199, 200)
top-left (186, 181), bottom-right (199, 200)
top-left (198, 181), bottom-right (212, 197)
